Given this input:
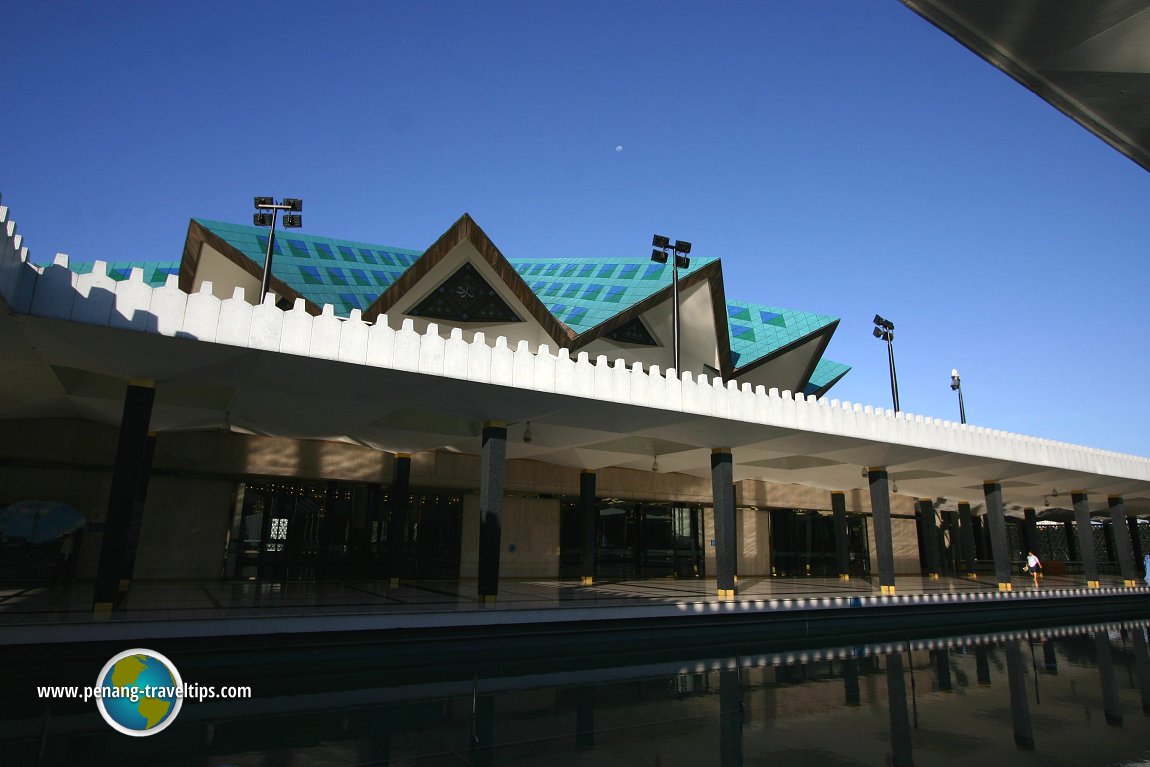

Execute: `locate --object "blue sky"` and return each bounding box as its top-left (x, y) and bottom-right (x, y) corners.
top-left (3, 2), bottom-right (1148, 455)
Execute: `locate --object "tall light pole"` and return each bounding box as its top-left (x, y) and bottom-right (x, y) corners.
top-left (950, 368), bottom-right (966, 424)
top-left (253, 196), bottom-right (303, 303)
top-left (872, 314), bottom-right (900, 412)
top-left (651, 234), bottom-right (691, 372)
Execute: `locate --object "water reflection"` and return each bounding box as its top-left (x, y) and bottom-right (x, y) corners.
top-left (6, 620), bottom-right (1150, 765)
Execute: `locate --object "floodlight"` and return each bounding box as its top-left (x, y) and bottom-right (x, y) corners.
top-left (282, 214), bottom-right (302, 228)
top-left (674, 240), bottom-right (691, 255)
top-left (253, 212), bottom-right (273, 227)
top-left (651, 249), bottom-right (668, 264)
top-left (652, 234), bottom-right (670, 249)
top-left (254, 196), bottom-right (274, 208)
top-left (873, 327), bottom-right (883, 339)
top-left (284, 198), bottom-right (303, 213)
top-left (674, 254), bottom-right (690, 269)
top-left (873, 314), bottom-right (885, 327)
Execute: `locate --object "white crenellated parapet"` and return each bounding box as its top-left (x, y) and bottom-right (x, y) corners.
top-left (3, 184), bottom-right (1150, 481)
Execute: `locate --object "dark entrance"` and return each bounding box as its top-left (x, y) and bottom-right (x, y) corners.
top-left (769, 508), bottom-right (870, 577)
top-left (231, 480), bottom-right (461, 581)
top-left (560, 500), bottom-right (705, 579)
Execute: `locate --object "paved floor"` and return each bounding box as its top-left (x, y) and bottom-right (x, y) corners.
top-left (2, 572), bottom-right (1147, 628)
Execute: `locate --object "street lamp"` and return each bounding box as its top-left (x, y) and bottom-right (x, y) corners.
top-left (950, 368), bottom-right (966, 424)
top-left (872, 314), bottom-right (900, 412)
top-left (651, 234), bottom-right (692, 371)
top-left (253, 196), bottom-right (303, 302)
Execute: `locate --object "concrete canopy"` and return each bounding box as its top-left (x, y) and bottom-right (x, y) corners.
top-left (902, 0), bottom-right (1150, 173)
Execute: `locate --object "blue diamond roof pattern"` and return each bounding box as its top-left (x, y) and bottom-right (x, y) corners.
top-left (726, 300), bottom-right (838, 369)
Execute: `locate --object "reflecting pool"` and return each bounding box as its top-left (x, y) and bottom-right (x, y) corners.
top-left (7, 619), bottom-right (1150, 765)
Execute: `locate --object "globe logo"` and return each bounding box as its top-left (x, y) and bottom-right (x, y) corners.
top-left (95, 649), bottom-right (183, 736)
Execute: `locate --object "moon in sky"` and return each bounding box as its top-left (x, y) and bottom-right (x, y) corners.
top-left (615, 145), bottom-right (623, 152)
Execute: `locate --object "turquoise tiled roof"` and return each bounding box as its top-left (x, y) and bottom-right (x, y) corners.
top-left (66, 261), bottom-right (179, 286)
top-left (61, 221), bottom-right (847, 391)
top-left (803, 359), bottom-right (852, 395)
top-left (505, 256), bottom-right (716, 334)
top-left (196, 219), bottom-right (422, 315)
top-left (726, 300), bottom-right (838, 369)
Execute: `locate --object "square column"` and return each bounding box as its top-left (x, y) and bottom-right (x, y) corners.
top-left (94, 381), bottom-right (156, 616)
top-left (1072, 491), bottom-right (1100, 588)
top-left (478, 422), bottom-right (507, 602)
top-left (387, 453), bottom-right (411, 587)
top-left (711, 449), bottom-right (736, 600)
top-left (918, 498), bottom-right (941, 579)
top-left (831, 491), bottom-right (850, 580)
top-left (1107, 496), bottom-right (1138, 587)
top-left (982, 481), bottom-right (1013, 590)
top-left (1022, 508), bottom-right (1040, 557)
top-left (867, 467), bottom-right (896, 594)
top-left (580, 471), bottom-right (597, 585)
top-left (958, 502), bottom-right (978, 577)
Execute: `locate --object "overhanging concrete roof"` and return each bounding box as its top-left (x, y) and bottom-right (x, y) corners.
top-left (902, 0), bottom-right (1150, 173)
top-left (3, 204), bottom-right (1149, 516)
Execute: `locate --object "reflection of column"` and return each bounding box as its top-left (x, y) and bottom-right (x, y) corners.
top-left (958, 502), bottom-right (978, 576)
top-left (1072, 492), bottom-right (1100, 588)
top-left (1107, 497), bottom-right (1138, 587)
top-left (918, 499), bottom-right (941, 578)
top-left (712, 450), bottom-right (736, 600)
top-left (471, 693), bottom-right (495, 767)
top-left (1043, 641), bottom-right (1058, 673)
top-left (832, 491), bottom-right (850, 579)
top-left (478, 423), bottom-right (507, 602)
top-left (886, 653), bottom-right (915, 767)
top-left (1130, 626), bottom-right (1150, 714)
top-left (580, 471), bottom-right (597, 585)
top-left (869, 468), bottom-right (897, 594)
top-left (387, 454), bottom-right (411, 586)
top-left (1095, 633), bottom-right (1123, 726)
top-left (576, 685), bottom-right (594, 750)
top-left (844, 657), bottom-right (861, 706)
top-left (983, 482), bottom-right (1012, 590)
top-left (94, 381), bottom-right (156, 615)
top-left (975, 646), bottom-right (991, 686)
top-left (932, 649), bottom-right (952, 692)
top-left (1005, 640), bottom-right (1035, 750)
top-left (720, 668), bottom-right (743, 767)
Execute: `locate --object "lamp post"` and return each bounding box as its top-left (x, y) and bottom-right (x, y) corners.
top-left (950, 368), bottom-right (966, 424)
top-left (253, 196), bottom-right (303, 303)
top-left (872, 314), bottom-right (900, 412)
top-left (651, 234), bottom-right (692, 372)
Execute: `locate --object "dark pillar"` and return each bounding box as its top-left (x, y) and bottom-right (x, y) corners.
top-left (958, 502), bottom-right (978, 577)
top-left (885, 653), bottom-right (915, 767)
top-left (868, 467), bottom-right (897, 594)
top-left (471, 693), bottom-right (495, 767)
top-left (579, 471), bottom-right (597, 585)
top-left (478, 422), bottom-right (507, 602)
top-left (1022, 508), bottom-right (1039, 557)
top-left (1072, 492), bottom-right (1100, 588)
top-left (1095, 633), bottom-right (1123, 726)
top-left (941, 510), bottom-right (959, 576)
top-left (975, 646), bottom-right (991, 686)
top-left (117, 431), bottom-right (156, 597)
top-left (1005, 640), bottom-right (1035, 750)
top-left (933, 649), bottom-right (952, 692)
top-left (94, 381), bottom-right (156, 616)
top-left (844, 656), bottom-right (861, 706)
top-left (575, 686), bottom-right (594, 750)
top-left (719, 667), bottom-right (743, 767)
top-left (1131, 626), bottom-right (1150, 714)
top-left (712, 449), bottom-right (736, 599)
top-left (387, 453), bottom-right (411, 586)
top-left (918, 498), bottom-right (941, 579)
top-left (831, 491), bottom-right (850, 580)
top-left (1108, 497), bottom-right (1138, 586)
top-left (982, 482), bottom-right (1013, 591)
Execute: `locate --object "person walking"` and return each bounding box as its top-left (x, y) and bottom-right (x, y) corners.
top-left (1025, 550), bottom-right (1042, 588)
